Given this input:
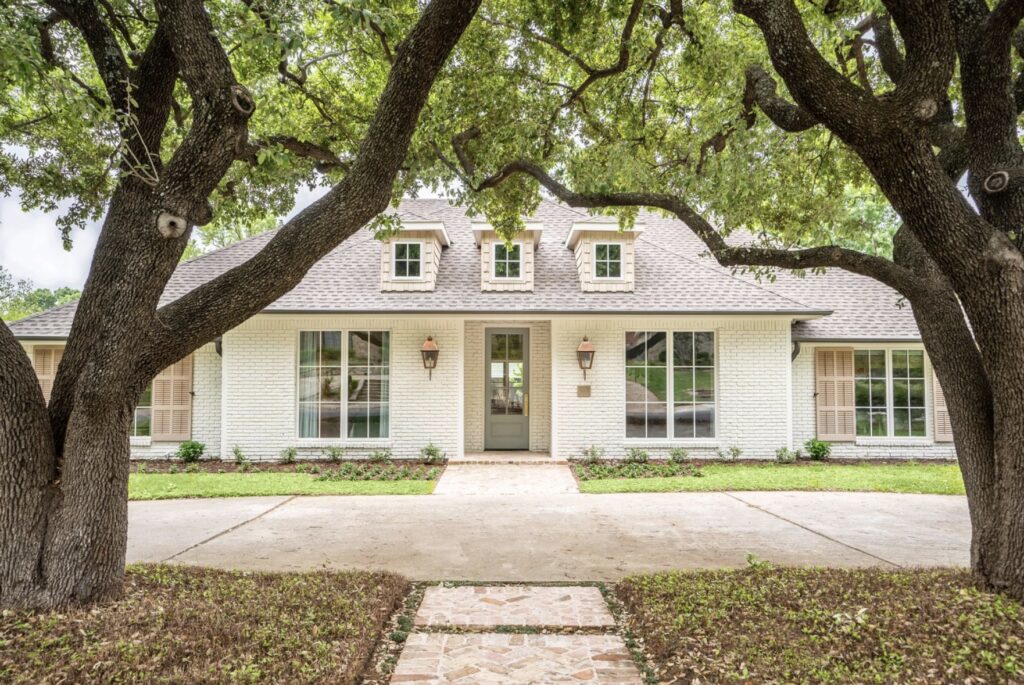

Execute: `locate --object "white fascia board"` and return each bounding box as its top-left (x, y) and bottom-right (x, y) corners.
top-left (565, 222), bottom-right (645, 250)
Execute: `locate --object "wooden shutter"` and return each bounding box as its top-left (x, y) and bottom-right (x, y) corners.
top-left (32, 346), bottom-right (64, 403)
top-left (152, 355), bottom-right (193, 441)
top-left (815, 348), bottom-right (855, 441)
top-left (933, 372), bottom-right (953, 442)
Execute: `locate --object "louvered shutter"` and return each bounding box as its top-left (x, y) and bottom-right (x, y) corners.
top-left (152, 355), bottom-right (193, 441)
top-left (933, 372), bottom-right (953, 442)
top-left (815, 348), bottom-right (855, 441)
top-left (32, 346), bottom-right (64, 403)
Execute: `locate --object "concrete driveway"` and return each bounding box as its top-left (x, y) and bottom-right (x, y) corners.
top-left (129, 491), bottom-right (970, 580)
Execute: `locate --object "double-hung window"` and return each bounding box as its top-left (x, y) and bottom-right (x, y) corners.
top-left (393, 242), bottom-right (421, 278)
top-left (493, 243), bottom-right (521, 278)
top-left (854, 349), bottom-right (926, 438)
top-left (594, 243), bottom-right (622, 278)
top-left (625, 331), bottom-right (715, 439)
top-left (298, 330), bottom-right (390, 439)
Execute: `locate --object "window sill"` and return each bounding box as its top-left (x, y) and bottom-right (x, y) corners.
top-left (623, 439), bottom-right (719, 449)
top-left (855, 437), bottom-right (933, 447)
top-left (130, 437), bottom-right (152, 447)
top-left (295, 439), bottom-right (392, 448)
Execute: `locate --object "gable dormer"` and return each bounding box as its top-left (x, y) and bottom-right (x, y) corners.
top-left (565, 221), bottom-right (643, 292)
top-left (380, 221), bottom-right (451, 292)
top-left (472, 222), bottom-right (542, 292)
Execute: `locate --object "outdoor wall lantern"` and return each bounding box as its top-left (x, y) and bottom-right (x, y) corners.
top-left (576, 336), bottom-right (595, 379)
top-left (421, 336), bottom-right (439, 379)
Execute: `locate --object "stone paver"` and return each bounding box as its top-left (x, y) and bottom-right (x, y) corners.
top-left (415, 586), bottom-right (614, 628)
top-left (391, 633), bottom-right (642, 684)
top-left (433, 464), bottom-right (579, 496)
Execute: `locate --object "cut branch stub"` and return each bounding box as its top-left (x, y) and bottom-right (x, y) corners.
top-left (230, 84), bottom-right (255, 116)
top-left (983, 171), bottom-right (1011, 194)
top-left (914, 98), bottom-right (939, 122)
top-left (156, 212), bottom-right (188, 238)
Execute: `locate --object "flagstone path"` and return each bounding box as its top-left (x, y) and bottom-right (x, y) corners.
top-left (390, 585), bottom-right (644, 684)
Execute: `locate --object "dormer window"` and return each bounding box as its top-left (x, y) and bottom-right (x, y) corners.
top-left (393, 242), bottom-right (422, 279)
top-left (493, 243), bottom-right (522, 279)
top-left (594, 243), bottom-right (622, 279)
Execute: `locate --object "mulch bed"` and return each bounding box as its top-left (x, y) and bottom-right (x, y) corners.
top-left (617, 566), bottom-right (1024, 683)
top-left (0, 565), bottom-right (408, 684)
top-left (134, 459), bottom-right (440, 474)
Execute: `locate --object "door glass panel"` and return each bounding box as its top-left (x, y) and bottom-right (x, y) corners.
top-left (508, 334), bottom-right (524, 361)
top-left (489, 332), bottom-right (526, 416)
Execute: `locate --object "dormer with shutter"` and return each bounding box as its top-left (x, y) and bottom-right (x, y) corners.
top-left (473, 222), bottom-right (542, 292)
top-left (380, 221), bottom-right (451, 292)
top-left (565, 221), bottom-right (643, 292)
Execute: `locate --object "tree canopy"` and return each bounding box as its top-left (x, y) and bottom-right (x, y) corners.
top-left (0, 267), bottom-right (79, 321)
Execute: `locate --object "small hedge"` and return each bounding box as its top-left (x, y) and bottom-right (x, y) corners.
top-left (574, 461), bottom-right (702, 481)
top-left (316, 462), bottom-right (439, 482)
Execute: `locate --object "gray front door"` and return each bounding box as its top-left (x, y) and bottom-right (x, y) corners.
top-left (485, 328), bottom-right (529, 450)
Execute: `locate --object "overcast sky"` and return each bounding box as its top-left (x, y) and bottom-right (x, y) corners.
top-left (0, 186), bottom-right (324, 291)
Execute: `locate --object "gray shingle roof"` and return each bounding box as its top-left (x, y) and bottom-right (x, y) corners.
top-left (8, 198), bottom-right (921, 341)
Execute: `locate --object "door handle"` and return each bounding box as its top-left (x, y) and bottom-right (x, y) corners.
top-left (524, 393), bottom-right (529, 417)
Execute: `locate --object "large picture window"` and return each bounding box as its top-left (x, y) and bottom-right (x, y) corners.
top-left (626, 331), bottom-right (716, 439)
top-left (298, 331), bottom-right (390, 439)
top-left (854, 348), bottom-right (927, 438)
top-left (493, 243), bottom-right (521, 278)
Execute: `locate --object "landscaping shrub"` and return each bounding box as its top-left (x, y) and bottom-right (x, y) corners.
top-left (231, 444), bottom-right (247, 465)
top-left (279, 446), bottom-right (298, 464)
top-left (574, 461), bottom-right (702, 481)
top-left (624, 447), bottom-right (649, 464)
top-left (323, 445), bottom-right (346, 463)
top-left (774, 446), bottom-right (797, 464)
top-left (419, 442), bottom-right (446, 464)
top-left (668, 447), bottom-right (689, 464)
top-left (316, 463), bottom-right (438, 482)
top-left (368, 448), bottom-right (393, 464)
top-left (716, 445), bottom-right (743, 461)
top-left (579, 445), bottom-right (605, 465)
top-left (804, 438), bottom-right (831, 461)
top-left (175, 440), bottom-right (205, 463)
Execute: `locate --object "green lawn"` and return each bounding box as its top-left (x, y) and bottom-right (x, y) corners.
top-left (128, 472), bottom-right (436, 500)
top-left (578, 462), bottom-right (965, 495)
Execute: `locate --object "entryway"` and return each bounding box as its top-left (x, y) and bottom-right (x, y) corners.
top-left (433, 462), bottom-right (578, 496)
top-left (484, 328), bottom-right (529, 450)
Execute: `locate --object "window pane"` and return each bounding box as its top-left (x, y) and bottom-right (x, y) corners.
top-left (694, 368), bottom-right (715, 401)
top-left (495, 244), bottom-right (508, 260)
top-left (368, 331), bottom-right (388, 365)
top-left (646, 368), bottom-right (667, 401)
top-left (694, 333), bottom-right (715, 366)
top-left (647, 333), bottom-right (667, 366)
top-left (626, 367), bottom-right (646, 400)
top-left (507, 261), bottom-right (521, 278)
top-left (134, 408), bottom-right (151, 437)
top-left (495, 261), bottom-right (507, 277)
top-left (647, 403), bottom-right (667, 438)
top-left (509, 245), bottom-right (521, 260)
top-left (348, 366), bottom-right (369, 401)
top-left (349, 332), bottom-right (369, 364)
top-left (892, 350), bottom-right (908, 377)
top-left (870, 350), bottom-right (886, 376)
top-left (408, 244), bottom-right (420, 260)
top-left (856, 408), bottom-right (870, 436)
top-left (508, 361), bottom-right (525, 385)
top-left (694, 404), bottom-right (715, 438)
top-left (893, 378), bottom-right (908, 407)
top-left (508, 334), bottom-right (524, 361)
top-left (673, 332), bottom-right (694, 367)
top-left (626, 403), bottom-right (647, 438)
top-left (596, 261), bottom-right (608, 278)
top-left (910, 408), bottom-right (926, 436)
top-left (894, 407), bottom-right (910, 437)
top-left (322, 332), bottom-right (342, 365)
top-left (490, 380), bottom-right (508, 414)
top-left (674, 369), bottom-right (694, 403)
top-left (625, 333), bottom-right (647, 366)
top-left (299, 367), bottom-right (318, 402)
top-left (854, 351), bottom-right (870, 377)
top-left (299, 402), bottom-right (318, 438)
top-left (507, 384), bottom-right (524, 415)
top-left (347, 404), bottom-right (368, 438)
top-left (407, 260), bottom-right (420, 278)
top-left (596, 244), bottom-right (608, 260)
top-left (608, 244), bottom-right (621, 260)
top-left (368, 403), bottom-right (389, 438)
top-left (369, 368), bottom-right (390, 402)
top-left (907, 351), bottom-right (925, 377)
top-left (320, 403), bottom-right (341, 438)
top-left (870, 410), bottom-right (887, 436)
top-left (300, 331), bottom-right (319, 366)
top-left (909, 379), bottom-right (925, 407)
top-left (870, 380), bottom-right (886, 405)
top-left (492, 334), bottom-right (507, 360)
top-left (855, 380), bottom-right (870, 407)
top-left (395, 243), bottom-right (408, 259)
top-left (138, 384), bottom-right (152, 408)
top-left (674, 407), bottom-right (694, 438)
top-left (395, 260), bottom-right (408, 277)
top-left (321, 368), bottom-right (341, 401)
top-left (608, 261), bottom-right (621, 278)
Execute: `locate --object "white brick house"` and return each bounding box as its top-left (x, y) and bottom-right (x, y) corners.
top-left (11, 200), bottom-right (955, 461)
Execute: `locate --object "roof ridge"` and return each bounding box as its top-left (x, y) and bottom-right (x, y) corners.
top-left (636, 233), bottom-right (817, 311)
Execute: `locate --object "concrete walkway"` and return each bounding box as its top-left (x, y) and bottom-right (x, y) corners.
top-left (128, 491), bottom-right (971, 580)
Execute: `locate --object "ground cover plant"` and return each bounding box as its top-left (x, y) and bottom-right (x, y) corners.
top-left (617, 566), bottom-right (1024, 683)
top-left (575, 461), bottom-right (964, 496)
top-left (0, 565), bottom-right (408, 684)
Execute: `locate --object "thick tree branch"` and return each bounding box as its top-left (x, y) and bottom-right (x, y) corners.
top-left (871, 13), bottom-right (905, 83)
top-left (145, 0), bottom-right (482, 373)
top-left (236, 135), bottom-right (350, 173)
top-left (742, 66), bottom-right (818, 132)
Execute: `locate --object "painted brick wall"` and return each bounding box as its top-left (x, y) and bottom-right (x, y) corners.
top-left (222, 315), bottom-right (461, 460)
top-left (792, 342), bottom-right (956, 459)
top-left (463, 320), bottom-right (551, 453)
top-left (550, 316), bottom-right (792, 460)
